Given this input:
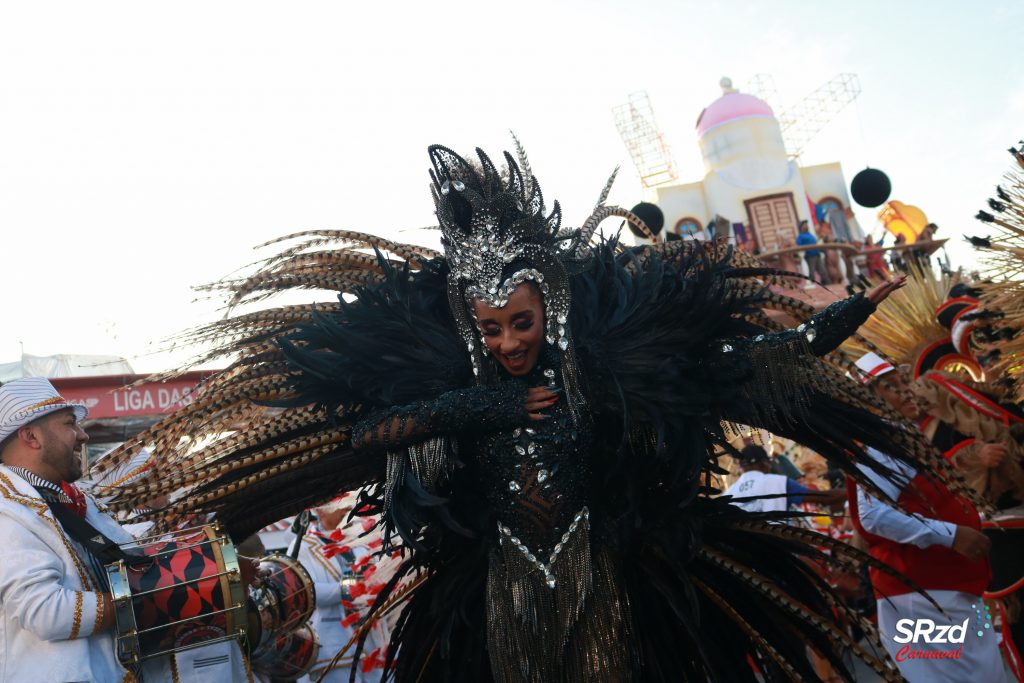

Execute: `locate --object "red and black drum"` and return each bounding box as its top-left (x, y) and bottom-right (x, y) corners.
top-left (251, 554), bottom-right (316, 640)
top-left (252, 623), bottom-right (321, 681)
top-left (105, 525), bottom-right (247, 664)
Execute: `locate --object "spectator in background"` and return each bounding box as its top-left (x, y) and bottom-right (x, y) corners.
top-left (796, 220), bottom-right (829, 284)
top-left (863, 235), bottom-right (889, 281)
top-left (890, 234), bottom-right (907, 272)
top-left (768, 446), bottom-right (804, 480)
top-left (852, 240), bottom-right (868, 278)
top-left (822, 235), bottom-right (843, 285)
top-left (732, 221), bottom-right (755, 253)
top-left (722, 444), bottom-right (846, 513)
top-left (763, 237), bottom-right (803, 288)
top-left (774, 236), bottom-right (801, 276)
top-left (841, 242), bottom-right (860, 293)
top-left (910, 223), bottom-right (937, 271)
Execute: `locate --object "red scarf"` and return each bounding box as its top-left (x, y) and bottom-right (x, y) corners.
top-left (60, 481), bottom-right (87, 518)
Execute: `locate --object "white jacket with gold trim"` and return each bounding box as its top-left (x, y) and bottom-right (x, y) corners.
top-left (0, 464), bottom-right (136, 683)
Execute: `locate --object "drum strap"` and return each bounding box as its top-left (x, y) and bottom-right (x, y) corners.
top-left (33, 486), bottom-right (144, 567)
top-left (290, 509), bottom-right (312, 560)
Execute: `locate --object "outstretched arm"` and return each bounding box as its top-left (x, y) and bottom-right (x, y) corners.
top-left (731, 276), bottom-right (907, 358)
top-left (805, 276), bottom-right (907, 355)
top-left (351, 382), bottom-right (530, 451)
top-left (796, 292), bottom-right (876, 356)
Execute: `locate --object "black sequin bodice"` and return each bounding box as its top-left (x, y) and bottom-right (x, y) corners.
top-left (469, 353), bottom-right (593, 553)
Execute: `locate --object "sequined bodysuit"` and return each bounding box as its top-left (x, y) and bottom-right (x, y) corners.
top-left (351, 293), bottom-right (879, 682)
top-left (352, 346), bottom-right (631, 682)
top-left (473, 361), bottom-right (590, 578)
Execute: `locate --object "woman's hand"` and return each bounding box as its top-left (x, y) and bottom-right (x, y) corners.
top-left (865, 275), bottom-right (908, 304)
top-left (525, 386), bottom-right (559, 421)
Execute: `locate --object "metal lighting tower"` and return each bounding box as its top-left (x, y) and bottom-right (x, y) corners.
top-left (749, 73), bottom-right (862, 159)
top-left (613, 91), bottom-right (678, 188)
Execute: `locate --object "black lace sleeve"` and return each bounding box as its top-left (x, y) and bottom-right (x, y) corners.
top-left (730, 292), bottom-right (876, 357)
top-left (802, 292), bottom-right (876, 356)
top-left (351, 382), bottom-right (528, 451)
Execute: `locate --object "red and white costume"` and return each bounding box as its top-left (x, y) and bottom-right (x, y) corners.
top-left (292, 520), bottom-right (389, 683)
top-left (850, 446), bottom-right (1008, 681)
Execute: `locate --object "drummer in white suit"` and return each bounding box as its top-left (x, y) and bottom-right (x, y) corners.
top-left (291, 499), bottom-right (375, 683)
top-left (0, 377), bottom-right (255, 683)
top-left (0, 377), bottom-right (137, 682)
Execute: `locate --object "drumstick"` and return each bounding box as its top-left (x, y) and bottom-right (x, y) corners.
top-left (314, 572), bottom-right (426, 682)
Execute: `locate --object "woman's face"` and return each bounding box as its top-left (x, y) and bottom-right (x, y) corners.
top-left (472, 283), bottom-right (546, 376)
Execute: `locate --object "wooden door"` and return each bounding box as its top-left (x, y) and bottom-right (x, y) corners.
top-left (743, 193), bottom-right (799, 253)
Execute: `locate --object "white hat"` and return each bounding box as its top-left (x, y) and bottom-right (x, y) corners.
top-left (315, 491), bottom-right (354, 514)
top-left (853, 352), bottom-right (895, 384)
top-left (0, 377), bottom-right (89, 442)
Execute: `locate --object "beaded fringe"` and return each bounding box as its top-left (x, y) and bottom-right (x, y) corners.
top-left (486, 519), bottom-right (632, 682)
top-left (384, 437), bottom-right (452, 516)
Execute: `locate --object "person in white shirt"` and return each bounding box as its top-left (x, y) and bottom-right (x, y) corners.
top-left (723, 444), bottom-right (845, 514)
top-left (848, 352), bottom-right (1010, 682)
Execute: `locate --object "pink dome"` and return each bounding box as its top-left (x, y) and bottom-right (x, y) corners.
top-left (695, 92), bottom-right (775, 137)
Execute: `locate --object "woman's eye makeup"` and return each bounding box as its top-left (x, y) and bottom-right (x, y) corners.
top-left (479, 312), bottom-right (534, 336)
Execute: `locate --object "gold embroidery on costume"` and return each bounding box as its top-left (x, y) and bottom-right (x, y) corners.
top-left (0, 472), bottom-right (95, 590)
top-left (93, 591), bottom-right (105, 635)
top-left (70, 590), bottom-right (83, 640)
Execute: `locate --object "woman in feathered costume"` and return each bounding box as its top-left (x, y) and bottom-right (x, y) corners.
top-left (97, 141), bottom-right (974, 682)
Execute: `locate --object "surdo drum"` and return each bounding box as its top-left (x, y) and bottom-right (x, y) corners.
top-left (105, 525), bottom-right (247, 664)
top-left (251, 622), bottom-right (321, 681)
top-left (248, 553), bottom-right (319, 681)
top-left (249, 553), bottom-right (316, 647)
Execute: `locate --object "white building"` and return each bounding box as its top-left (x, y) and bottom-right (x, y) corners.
top-left (654, 79), bottom-right (861, 252)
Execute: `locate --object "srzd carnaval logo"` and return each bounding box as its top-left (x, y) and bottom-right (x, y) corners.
top-left (891, 604), bottom-right (992, 662)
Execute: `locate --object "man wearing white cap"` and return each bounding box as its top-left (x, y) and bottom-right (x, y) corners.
top-left (0, 378), bottom-right (256, 683)
top-left (723, 443), bottom-right (846, 514)
top-left (848, 353), bottom-right (1010, 682)
top-left (0, 376), bottom-right (138, 682)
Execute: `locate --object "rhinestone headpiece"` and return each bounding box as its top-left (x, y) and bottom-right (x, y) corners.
top-left (428, 143), bottom-right (587, 380)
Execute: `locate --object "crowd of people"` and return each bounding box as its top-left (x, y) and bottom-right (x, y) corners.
top-left (1, 139), bottom-right (1022, 683)
top-left (769, 218), bottom-right (945, 290)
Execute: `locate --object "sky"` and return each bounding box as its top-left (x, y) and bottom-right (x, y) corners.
top-left (1, 1), bottom-right (1021, 373)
